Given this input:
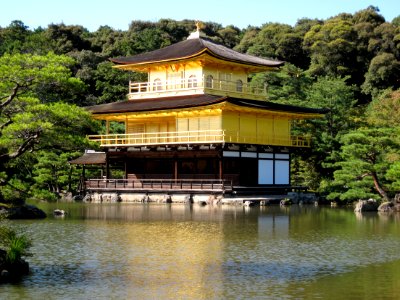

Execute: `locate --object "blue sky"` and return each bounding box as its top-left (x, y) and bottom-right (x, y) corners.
top-left (1, 0), bottom-right (398, 31)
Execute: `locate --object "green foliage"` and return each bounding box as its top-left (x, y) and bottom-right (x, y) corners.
top-left (366, 89), bottom-right (400, 127)
top-left (392, 16), bottom-right (400, 27)
top-left (303, 18), bottom-right (357, 77)
top-left (294, 77), bottom-right (358, 186)
top-left (45, 23), bottom-right (91, 54)
top-left (325, 89), bottom-right (400, 200)
top-left (362, 53), bottom-right (400, 97)
top-left (0, 20), bottom-right (30, 55)
top-left (0, 52), bottom-right (99, 203)
top-left (0, 226), bottom-right (32, 263)
top-left (32, 151), bottom-right (81, 195)
top-left (330, 127), bottom-right (399, 201)
top-left (252, 63), bottom-right (312, 104)
top-left (94, 61), bottom-right (137, 104)
top-left (386, 162), bottom-right (400, 191)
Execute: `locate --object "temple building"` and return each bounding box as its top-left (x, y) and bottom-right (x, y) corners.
top-left (74, 27), bottom-right (326, 195)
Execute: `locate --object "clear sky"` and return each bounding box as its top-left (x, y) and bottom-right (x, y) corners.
top-left (1, 0), bottom-right (398, 31)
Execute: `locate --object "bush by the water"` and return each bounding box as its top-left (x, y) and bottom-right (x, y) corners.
top-left (0, 217), bottom-right (32, 282)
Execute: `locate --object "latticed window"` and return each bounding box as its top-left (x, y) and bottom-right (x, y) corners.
top-left (187, 75), bottom-right (197, 88)
top-left (236, 79), bottom-right (243, 92)
top-left (205, 75), bottom-right (213, 88)
top-left (153, 78), bottom-right (162, 91)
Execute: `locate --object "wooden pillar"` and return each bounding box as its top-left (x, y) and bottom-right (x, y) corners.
top-left (174, 159), bottom-right (178, 180)
top-left (106, 120), bottom-right (110, 134)
top-left (219, 157), bottom-right (223, 180)
top-left (105, 151), bottom-right (110, 179)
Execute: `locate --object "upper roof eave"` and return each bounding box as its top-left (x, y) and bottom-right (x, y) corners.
top-left (110, 37), bottom-right (284, 69)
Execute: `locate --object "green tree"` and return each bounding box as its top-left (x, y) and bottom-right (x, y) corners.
top-left (234, 26), bottom-right (260, 53)
top-left (361, 53), bottom-right (400, 97)
top-left (303, 16), bottom-right (358, 77)
top-left (0, 20), bottom-right (30, 55)
top-left (217, 25), bottom-right (241, 48)
top-left (329, 89), bottom-right (400, 201)
top-left (45, 23), bottom-right (91, 54)
top-left (94, 61), bottom-right (144, 104)
top-left (329, 128), bottom-right (399, 201)
top-left (90, 25), bottom-right (126, 57)
top-left (292, 77), bottom-right (358, 191)
top-left (31, 151), bottom-right (81, 197)
top-left (251, 63), bottom-right (312, 104)
top-left (0, 53), bottom-right (98, 202)
top-left (367, 89), bottom-right (400, 127)
top-left (392, 15), bottom-right (400, 27)
top-left (247, 23), bottom-right (292, 59)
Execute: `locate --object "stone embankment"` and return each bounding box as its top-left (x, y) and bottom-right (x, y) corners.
top-left (82, 191), bottom-right (318, 206)
top-left (354, 194), bottom-right (400, 213)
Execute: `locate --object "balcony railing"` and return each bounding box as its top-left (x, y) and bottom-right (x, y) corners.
top-left (88, 130), bottom-right (310, 147)
top-left (128, 77), bottom-right (267, 100)
top-left (85, 178), bottom-right (233, 193)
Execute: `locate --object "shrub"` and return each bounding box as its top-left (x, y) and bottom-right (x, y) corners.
top-left (0, 227), bottom-right (32, 264)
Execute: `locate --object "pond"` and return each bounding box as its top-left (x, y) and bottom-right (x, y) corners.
top-left (2, 203), bottom-right (400, 299)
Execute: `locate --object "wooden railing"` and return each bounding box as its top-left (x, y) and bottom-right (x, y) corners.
top-left (85, 178), bottom-right (232, 192)
top-left (88, 130), bottom-right (310, 147)
top-left (128, 77), bottom-right (266, 99)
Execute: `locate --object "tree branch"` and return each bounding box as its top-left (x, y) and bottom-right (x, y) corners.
top-left (0, 132), bottom-right (40, 163)
top-left (0, 83), bottom-right (20, 110)
top-left (358, 173), bottom-right (372, 179)
top-left (0, 118), bottom-right (13, 132)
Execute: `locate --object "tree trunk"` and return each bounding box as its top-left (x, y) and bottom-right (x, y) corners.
top-left (67, 165), bottom-right (72, 192)
top-left (371, 172), bottom-right (389, 201)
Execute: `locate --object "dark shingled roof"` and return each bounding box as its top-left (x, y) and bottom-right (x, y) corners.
top-left (110, 37), bottom-right (284, 68)
top-left (69, 152), bottom-right (106, 165)
top-left (87, 94), bottom-right (328, 115)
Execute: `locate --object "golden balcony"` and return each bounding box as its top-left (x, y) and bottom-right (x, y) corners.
top-left (128, 77), bottom-right (267, 100)
top-left (88, 130), bottom-right (310, 148)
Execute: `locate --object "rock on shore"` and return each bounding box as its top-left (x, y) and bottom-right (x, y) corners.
top-left (0, 204), bottom-right (46, 219)
top-left (378, 201), bottom-right (400, 212)
top-left (354, 199), bottom-right (379, 212)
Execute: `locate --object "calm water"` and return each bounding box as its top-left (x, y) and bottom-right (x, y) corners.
top-left (2, 203), bottom-right (400, 299)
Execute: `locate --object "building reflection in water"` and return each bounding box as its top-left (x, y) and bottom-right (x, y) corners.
top-left (83, 204), bottom-right (225, 298)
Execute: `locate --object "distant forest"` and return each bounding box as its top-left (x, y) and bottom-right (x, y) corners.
top-left (0, 6), bottom-right (399, 203)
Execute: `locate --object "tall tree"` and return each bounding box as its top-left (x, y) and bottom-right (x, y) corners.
top-left (0, 20), bottom-right (30, 55)
top-left (329, 89), bottom-right (400, 201)
top-left (0, 53), bottom-right (98, 202)
top-left (45, 23), bottom-right (91, 54)
top-left (303, 16), bottom-right (358, 78)
top-left (292, 77), bottom-right (358, 191)
top-left (329, 128), bottom-right (398, 201)
top-left (361, 53), bottom-right (400, 97)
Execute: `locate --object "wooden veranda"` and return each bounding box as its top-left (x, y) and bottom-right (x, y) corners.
top-left (84, 178), bottom-right (233, 194)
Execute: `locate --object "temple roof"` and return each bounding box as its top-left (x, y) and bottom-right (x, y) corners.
top-left (87, 95), bottom-right (328, 115)
top-left (69, 152), bottom-right (106, 165)
top-left (110, 37), bottom-right (284, 68)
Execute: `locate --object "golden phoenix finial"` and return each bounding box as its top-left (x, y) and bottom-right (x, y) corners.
top-left (195, 21), bottom-right (204, 32)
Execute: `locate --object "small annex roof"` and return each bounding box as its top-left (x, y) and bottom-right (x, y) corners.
top-left (110, 37), bottom-right (284, 68)
top-left (87, 94), bottom-right (328, 116)
top-left (69, 152), bottom-right (106, 165)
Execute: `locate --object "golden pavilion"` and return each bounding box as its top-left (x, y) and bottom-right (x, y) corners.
top-left (74, 27), bottom-right (326, 195)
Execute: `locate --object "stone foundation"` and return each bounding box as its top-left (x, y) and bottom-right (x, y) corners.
top-left (83, 191), bottom-right (318, 206)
